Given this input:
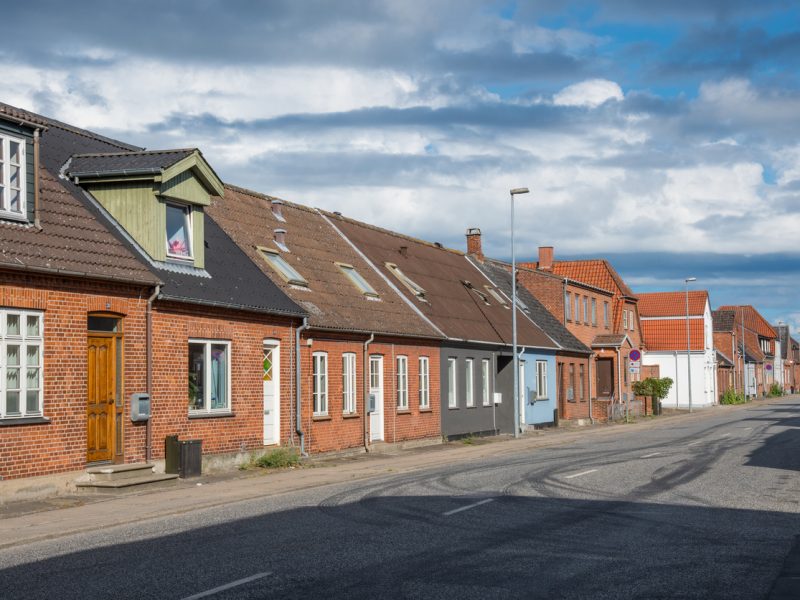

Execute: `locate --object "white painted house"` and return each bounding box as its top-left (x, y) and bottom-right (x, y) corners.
top-left (639, 290), bottom-right (717, 409)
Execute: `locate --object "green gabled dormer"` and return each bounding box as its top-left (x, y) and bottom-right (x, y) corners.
top-left (67, 149), bottom-right (224, 269)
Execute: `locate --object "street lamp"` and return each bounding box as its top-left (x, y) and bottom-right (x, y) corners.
top-left (510, 187), bottom-right (529, 438)
top-left (685, 277), bottom-right (696, 413)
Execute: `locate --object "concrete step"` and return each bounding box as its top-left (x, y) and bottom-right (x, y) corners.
top-left (85, 463), bottom-right (156, 482)
top-left (76, 473), bottom-right (179, 492)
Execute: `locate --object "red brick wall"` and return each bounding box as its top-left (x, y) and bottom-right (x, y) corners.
top-left (563, 284), bottom-right (614, 347)
top-left (516, 267), bottom-right (564, 324)
top-left (297, 334), bottom-right (441, 454)
top-left (556, 355), bottom-right (592, 421)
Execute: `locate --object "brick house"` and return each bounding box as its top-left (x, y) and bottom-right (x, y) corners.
top-left (464, 231), bottom-right (594, 424)
top-left (638, 290), bottom-right (718, 408)
top-left (326, 214), bottom-right (559, 439)
top-left (712, 309), bottom-right (745, 397)
top-left (519, 247), bottom-right (643, 420)
top-left (207, 185), bottom-right (443, 453)
top-left (717, 305), bottom-right (779, 397)
top-left (775, 325), bottom-right (799, 393)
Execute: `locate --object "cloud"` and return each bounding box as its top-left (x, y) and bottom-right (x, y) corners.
top-left (553, 79), bottom-right (624, 107)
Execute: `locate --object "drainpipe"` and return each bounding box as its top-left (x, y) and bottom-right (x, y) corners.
top-left (674, 351), bottom-right (679, 408)
top-left (363, 333), bottom-right (375, 451)
top-left (588, 353), bottom-right (595, 424)
top-left (616, 347), bottom-right (624, 419)
top-left (33, 129), bottom-right (42, 230)
top-left (145, 284), bottom-right (160, 463)
top-left (295, 317), bottom-right (309, 456)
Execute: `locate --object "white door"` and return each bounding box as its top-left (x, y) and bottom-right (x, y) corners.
top-left (263, 341), bottom-right (280, 445)
top-left (369, 355), bottom-right (384, 442)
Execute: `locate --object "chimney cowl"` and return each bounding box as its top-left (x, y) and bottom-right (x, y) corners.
top-left (274, 228), bottom-right (287, 249)
top-left (399, 245), bottom-right (408, 257)
top-left (271, 199), bottom-right (285, 222)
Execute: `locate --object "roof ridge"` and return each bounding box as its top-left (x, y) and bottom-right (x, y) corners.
top-left (223, 183), bottom-right (323, 216)
top-left (71, 148), bottom-right (196, 159)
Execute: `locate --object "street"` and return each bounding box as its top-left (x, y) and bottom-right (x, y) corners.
top-left (1, 399), bottom-right (799, 599)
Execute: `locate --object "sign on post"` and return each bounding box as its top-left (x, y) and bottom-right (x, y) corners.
top-left (629, 349), bottom-right (641, 362)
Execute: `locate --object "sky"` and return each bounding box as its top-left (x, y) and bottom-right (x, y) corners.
top-left (3, 1), bottom-right (800, 331)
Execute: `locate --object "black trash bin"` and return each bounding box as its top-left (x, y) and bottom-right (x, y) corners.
top-left (179, 439), bottom-right (202, 478)
top-left (165, 435), bottom-right (180, 474)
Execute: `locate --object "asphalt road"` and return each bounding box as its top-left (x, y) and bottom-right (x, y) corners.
top-left (1, 399), bottom-right (799, 599)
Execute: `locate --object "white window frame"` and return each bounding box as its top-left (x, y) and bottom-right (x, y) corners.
top-left (448, 358), bottom-right (457, 408)
top-left (188, 339), bottom-right (231, 414)
top-left (485, 286), bottom-right (508, 307)
top-left (583, 296), bottom-right (588, 324)
top-left (258, 247), bottom-right (309, 287)
top-left (575, 295), bottom-right (580, 323)
top-left (604, 302), bottom-right (610, 328)
top-left (591, 298), bottom-right (597, 326)
top-left (481, 359), bottom-right (491, 406)
top-left (1, 310), bottom-right (43, 418)
top-left (536, 360), bottom-right (548, 399)
top-left (623, 310), bottom-right (629, 330)
top-left (629, 309), bottom-right (635, 331)
top-left (396, 355), bottom-right (408, 410)
top-left (313, 352), bottom-right (328, 415)
top-left (565, 292), bottom-right (572, 321)
top-left (342, 352), bottom-right (356, 414)
top-left (465, 358), bottom-right (474, 407)
top-left (337, 262), bottom-right (379, 297)
top-left (165, 202), bottom-right (193, 260)
top-left (419, 356), bottom-right (430, 409)
top-left (385, 262), bottom-right (427, 300)
top-left (0, 133), bottom-right (26, 219)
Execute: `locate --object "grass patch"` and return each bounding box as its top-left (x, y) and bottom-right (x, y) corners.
top-left (720, 389), bottom-right (747, 405)
top-left (461, 435), bottom-right (475, 445)
top-left (252, 447), bottom-right (301, 469)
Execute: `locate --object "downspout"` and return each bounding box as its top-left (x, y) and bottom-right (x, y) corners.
top-left (362, 333), bottom-right (374, 451)
top-left (33, 129), bottom-right (42, 230)
top-left (616, 347), bottom-right (623, 418)
top-left (295, 317), bottom-right (309, 456)
top-left (588, 353), bottom-right (595, 424)
top-left (145, 284), bottom-right (161, 463)
top-left (674, 350), bottom-right (679, 408)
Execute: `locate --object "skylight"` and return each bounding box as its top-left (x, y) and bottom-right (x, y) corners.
top-left (257, 247), bottom-right (308, 287)
top-left (385, 262), bottom-right (426, 300)
top-left (485, 286), bottom-right (509, 307)
top-left (337, 263), bottom-right (378, 297)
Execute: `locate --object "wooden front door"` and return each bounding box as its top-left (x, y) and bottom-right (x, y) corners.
top-left (87, 336), bottom-right (117, 462)
top-left (596, 358), bottom-right (614, 398)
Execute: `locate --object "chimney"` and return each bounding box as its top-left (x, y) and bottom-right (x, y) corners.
top-left (466, 228), bottom-right (483, 260)
top-left (399, 245), bottom-right (408, 258)
top-left (538, 246), bottom-right (554, 271)
top-left (274, 229), bottom-right (287, 248)
top-left (271, 199), bottom-right (285, 222)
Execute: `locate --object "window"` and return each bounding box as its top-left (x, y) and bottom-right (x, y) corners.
top-left (258, 247), bottom-right (308, 287)
top-left (419, 357), bottom-right (430, 408)
top-left (591, 298), bottom-right (597, 326)
top-left (448, 358), bottom-right (457, 408)
top-left (536, 360), bottom-right (548, 399)
top-left (574, 295), bottom-right (580, 323)
top-left (1, 310), bottom-right (43, 418)
top-left (386, 262), bottom-right (426, 300)
top-left (579, 364), bottom-right (585, 401)
top-left (623, 310), bottom-right (628, 330)
top-left (342, 353), bottom-right (356, 414)
top-left (465, 359), bottom-right (474, 407)
top-left (396, 355), bottom-right (408, 409)
top-left (568, 364), bottom-right (575, 402)
top-left (482, 359), bottom-right (491, 406)
top-left (0, 134), bottom-right (26, 218)
top-left (623, 357), bottom-right (629, 385)
top-left (604, 302), bottom-right (610, 328)
top-left (313, 352), bottom-right (328, 415)
top-left (166, 203), bottom-right (192, 259)
top-left (337, 263), bottom-right (378, 297)
top-left (565, 292), bottom-right (572, 321)
top-left (485, 286), bottom-right (508, 307)
top-left (629, 309), bottom-right (635, 331)
top-left (583, 297), bottom-right (589, 324)
top-left (188, 340), bottom-right (230, 413)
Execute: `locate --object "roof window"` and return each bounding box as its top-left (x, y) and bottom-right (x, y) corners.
top-left (258, 247), bottom-right (308, 287)
top-left (385, 262), bottom-right (426, 301)
top-left (485, 286), bottom-right (509, 308)
top-left (337, 263), bottom-right (379, 298)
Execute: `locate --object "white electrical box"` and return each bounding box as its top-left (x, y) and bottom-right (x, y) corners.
top-left (130, 393), bottom-right (151, 422)
top-left (493, 392), bottom-right (503, 404)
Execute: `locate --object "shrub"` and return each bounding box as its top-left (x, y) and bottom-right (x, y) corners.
top-left (768, 383), bottom-right (783, 397)
top-left (253, 447), bottom-right (301, 469)
top-left (632, 377), bottom-right (673, 401)
top-left (720, 389), bottom-right (746, 405)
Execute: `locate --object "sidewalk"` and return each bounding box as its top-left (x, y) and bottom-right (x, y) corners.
top-left (0, 397), bottom-right (785, 550)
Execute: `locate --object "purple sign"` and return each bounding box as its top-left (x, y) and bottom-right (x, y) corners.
top-left (629, 349), bottom-right (641, 361)
top-left (766, 364), bottom-right (773, 371)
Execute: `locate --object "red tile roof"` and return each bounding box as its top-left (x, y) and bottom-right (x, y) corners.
top-left (641, 319), bottom-right (704, 351)
top-left (638, 291), bottom-right (708, 318)
top-left (537, 259), bottom-right (636, 298)
top-left (717, 305), bottom-right (777, 339)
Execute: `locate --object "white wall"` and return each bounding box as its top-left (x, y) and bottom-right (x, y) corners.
top-left (642, 351), bottom-right (717, 408)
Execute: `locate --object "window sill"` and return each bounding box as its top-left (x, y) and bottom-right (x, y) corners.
top-left (0, 416), bottom-right (50, 426)
top-left (342, 413), bottom-right (360, 419)
top-left (0, 210), bottom-right (28, 224)
top-left (419, 408), bottom-right (433, 413)
top-left (396, 409), bottom-right (411, 415)
top-left (312, 415), bottom-right (332, 422)
top-left (188, 411), bottom-right (235, 419)
top-left (448, 406), bottom-right (460, 410)
top-left (466, 405), bottom-right (478, 409)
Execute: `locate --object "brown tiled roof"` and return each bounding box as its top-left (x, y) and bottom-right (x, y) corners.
top-left (206, 185), bottom-right (441, 338)
top-left (524, 259), bottom-right (635, 298)
top-left (640, 319), bottom-right (704, 351)
top-left (713, 309), bottom-right (736, 332)
top-left (716, 349), bottom-right (734, 367)
top-left (638, 290), bottom-right (708, 317)
top-left (591, 333), bottom-right (628, 347)
top-left (326, 213), bottom-right (558, 348)
top-left (68, 149), bottom-right (195, 176)
top-left (717, 305), bottom-right (777, 339)
top-left (0, 105), bottom-right (158, 286)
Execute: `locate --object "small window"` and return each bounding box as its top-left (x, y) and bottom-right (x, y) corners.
top-left (419, 357), bottom-right (430, 409)
top-left (623, 310), bottom-right (628, 330)
top-left (313, 352), bottom-right (328, 415)
top-left (396, 356), bottom-right (408, 409)
top-left (337, 263), bottom-right (378, 297)
top-left (258, 247), bottom-right (308, 287)
top-left (188, 340), bottom-right (230, 413)
top-left (386, 262), bottom-right (426, 300)
top-left (579, 364), bottom-right (585, 401)
top-left (565, 292), bottom-right (572, 321)
top-left (629, 309), bottom-right (635, 331)
top-left (604, 302), bottom-right (610, 328)
top-left (0, 134), bottom-right (26, 219)
top-left (583, 297), bottom-right (589, 324)
top-left (1, 310), bottom-right (43, 419)
top-left (448, 358), bottom-right (457, 408)
top-left (481, 359), bottom-right (491, 406)
top-left (591, 298), bottom-right (597, 326)
top-left (575, 295), bottom-right (581, 324)
top-left (568, 364), bottom-right (575, 402)
top-left (485, 286), bottom-right (508, 307)
top-left (342, 353), bottom-right (356, 414)
top-left (536, 361), bottom-right (548, 399)
top-left (465, 359), bottom-right (474, 407)
top-left (166, 203), bottom-right (192, 259)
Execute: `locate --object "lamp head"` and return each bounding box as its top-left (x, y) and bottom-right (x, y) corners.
top-left (510, 187), bottom-right (530, 195)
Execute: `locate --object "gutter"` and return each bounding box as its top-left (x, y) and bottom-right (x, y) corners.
top-left (145, 284), bottom-right (161, 463)
top-left (0, 261), bottom-right (160, 287)
top-left (295, 317), bottom-right (309, 456)
top-left (363, 333), bottom-right (375, 452)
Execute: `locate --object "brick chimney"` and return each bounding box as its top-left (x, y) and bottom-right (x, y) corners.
top-left (271, 199), bottom-right (285, 222)
top-left (538, 246), bottom-right (554, 271)
top-left (466, 228), bottom-right (483, 260)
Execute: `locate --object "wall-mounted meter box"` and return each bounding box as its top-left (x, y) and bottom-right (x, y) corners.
top-left (493, 392), bottom-right (503, 405)
top-left (131, 393), bottom-right (151, 422)
top-left (368, 393), bottom-right (377, 413)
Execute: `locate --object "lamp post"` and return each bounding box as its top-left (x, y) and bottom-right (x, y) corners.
top-left (510, 187), bottom-right (529, 438)
top-left (685, 277), bottom-right (696, 412)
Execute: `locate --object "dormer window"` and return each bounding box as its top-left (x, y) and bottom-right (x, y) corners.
top-left (0, 133), bottom-right (26, 219)
top-left (166, 203), bottom-right (192, 260)
top-left (258, 247), bottom-right (308, 287)
top-left (337, 263), bottom-right (378, 297)
top-left (385, 262), bottom-right (426, 301)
